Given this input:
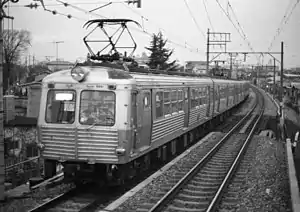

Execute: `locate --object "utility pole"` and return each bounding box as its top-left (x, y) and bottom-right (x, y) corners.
top-left (52, 41), bottom-right (64, 61)
top-left (280, 41), bottom-right (284, 117)
top-left (229, 53), bottom-right (233, 73)
top-left (206, 28), bottom-right (209, 76)
top-left (273, 58), bottom-right (276, 97)
top-left (0, 0), bottom-right (19, 201)
top-left (0, 2), bottom-right (4, 200)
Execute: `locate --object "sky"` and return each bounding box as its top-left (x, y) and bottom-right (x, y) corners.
top-left (5, 0), bottom-right (300, 68)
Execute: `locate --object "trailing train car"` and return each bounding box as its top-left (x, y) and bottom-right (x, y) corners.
top-left (37, 64), bottom-right (249, 185)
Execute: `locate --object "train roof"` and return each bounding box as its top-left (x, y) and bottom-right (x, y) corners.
top-left (42, 65), bottom-right (245, 87)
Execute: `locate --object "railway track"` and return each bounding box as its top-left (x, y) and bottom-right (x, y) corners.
top-left (28, 184), bottom-right (112, 212)
top-left (135, 89), bottom-right (264, 212)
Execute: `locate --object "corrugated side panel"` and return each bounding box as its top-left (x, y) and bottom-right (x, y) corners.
top-left (77, 128), bottom-right (119, 163)
top-left (189, 106), bottom-right (207, 126)
top-left (41, 127), bottom-right (76, 160)
top-left (152, 113), bottom-right (184, 141)
top-left (219, 98), bottom-right (227, 112)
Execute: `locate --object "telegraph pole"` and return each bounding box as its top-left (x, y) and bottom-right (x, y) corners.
top-left (0, 0), bottom-right (19, 201)
top-left (229, 53), bottom-right (233, 72)
top-left (273, 58), bottom-right (276, 97)
top-left (280, 41), bottom-right (284, 117)
top-left (52, 41), bottom-right (64, 61)
top-left (206, 28), bottom-right (209, 76)
top-left (0, 1), bottom-right (4, 200)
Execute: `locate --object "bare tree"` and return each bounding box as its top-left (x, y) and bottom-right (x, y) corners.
top-left (3, 29), bottom-right (31, 90)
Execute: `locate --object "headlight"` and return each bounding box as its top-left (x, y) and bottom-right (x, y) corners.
top-left (115, 148), bottom-right (126, 156)
top-left (71, 66), bottom-right (88, 82)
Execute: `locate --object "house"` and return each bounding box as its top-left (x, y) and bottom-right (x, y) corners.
top-left (46, 60), bottom-right (74, 72)
top-left (134, 53), bottom-right (149, 68)
top-left (18, 76), bottom-right (45, 118)
top-left (185, 61), bottom-right (209, 75)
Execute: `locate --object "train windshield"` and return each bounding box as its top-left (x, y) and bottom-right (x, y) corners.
top-left (45, 90), bottom-right (76, 124)
top-left (79, 90), bottom-right (115, 126)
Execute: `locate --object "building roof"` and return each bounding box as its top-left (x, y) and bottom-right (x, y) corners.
top-left (186, 61), bottom-right (207, 65)
top-left (47, 60), bottom-right (74, 66)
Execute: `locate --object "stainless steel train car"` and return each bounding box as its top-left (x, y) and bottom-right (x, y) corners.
top-left (37, 64), bottom-right (249, 184)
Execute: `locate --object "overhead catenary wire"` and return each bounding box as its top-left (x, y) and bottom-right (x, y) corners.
top-left (9, 1), bottom-right (129, 7)
top-left (183, 0), bottom-right (206, 39)
top-left (23, 0), bottom-right (203, 54)
top-left (268, 0), bottom-right (300, 51)
top-left (54, 0), bottom-right (202, 53)
top-left (215, 0), bottom-right (259, 62)
top-left (120, 2), bottom-right (200, 52)
top-left (202, 0), bottom-right (214, 32)
top-left (226, 1), bottom-right (255, 53)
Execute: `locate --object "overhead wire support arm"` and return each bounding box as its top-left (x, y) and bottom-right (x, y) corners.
top-left (89, 2), bottom-right (112, 12)
top-left (209, 51), bottom-right (282, 54)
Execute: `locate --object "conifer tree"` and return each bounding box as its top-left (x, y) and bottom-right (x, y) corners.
top-left (145, 32), bottom-right (177, 71)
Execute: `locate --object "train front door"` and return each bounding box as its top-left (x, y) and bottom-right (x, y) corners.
top-left (137, 90), bottom-right (152, 148)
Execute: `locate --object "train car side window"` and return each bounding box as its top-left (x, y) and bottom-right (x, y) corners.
top-left (199, 88), bottom-right (203, 106)
top-left (178, 90), bottom-right (184, 112)
top-left (164, 91), bottom-right (171, 116)
top-left (191, 88), bottom-right (198, 109)
top-left (155, 91), bottom-right (164, 119)
top-left (220, 86), bottom-right (223, 98)
top-left (203, 87), bottom-right (207, 104)
top-left (171, 90), bottom-right (178, 113)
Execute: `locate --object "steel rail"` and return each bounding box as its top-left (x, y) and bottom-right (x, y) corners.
top-left (148, 92), bottom-right (259, 212)
top-left (206, 88), bottom-right (265, 212)
top-left (27, 188), bottom-right (77, 212)
top-left (30, 172), bottom-right (64, 190)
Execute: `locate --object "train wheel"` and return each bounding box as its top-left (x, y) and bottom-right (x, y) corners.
top-left (44, 159), bottom-right (57, 179)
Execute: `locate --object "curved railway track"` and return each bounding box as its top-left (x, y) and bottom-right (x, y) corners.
top-left (135, 88), bottom-right (264, 212)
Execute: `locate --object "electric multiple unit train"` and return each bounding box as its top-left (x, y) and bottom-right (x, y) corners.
top-left (36, 18), bottom-right (250, 185)
top-left (37, 63), bottom-right (249, 184)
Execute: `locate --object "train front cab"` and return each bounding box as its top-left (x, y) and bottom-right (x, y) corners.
top-left (37, 67), bottom-right (137, 184)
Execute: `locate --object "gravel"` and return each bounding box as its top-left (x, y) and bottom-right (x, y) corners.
top-left (234, 136), bottom-right (291, 212)
top-left (110, 132), bottom-right (225, 212)
top-left (0, 183), bottom-right (74, 212)
top-left (258, 88), bottom-right (278, 117)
